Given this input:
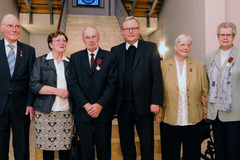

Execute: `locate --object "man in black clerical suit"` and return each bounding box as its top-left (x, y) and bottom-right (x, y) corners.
top-left (0, 14), bottom-right (35, 160)
top-left (111, 16), bottom-right (163, 160)
top-left (68, 27), bottom-right (118, 160)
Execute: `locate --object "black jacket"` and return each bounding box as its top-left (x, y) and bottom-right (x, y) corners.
top-left (30, 54), bottom-right (73, 114)
top-left (0, 39), bottom-right (36, 117)
top-left (111, 40), bottom-right (163, 115)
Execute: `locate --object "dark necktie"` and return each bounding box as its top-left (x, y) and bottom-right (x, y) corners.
top-left (90, 53), bottom-right (94, 69)
top-left (8, 44), bottom-right (15, 77)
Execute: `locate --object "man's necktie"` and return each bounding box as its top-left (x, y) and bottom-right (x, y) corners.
top-left (90, 53), bottom-right (94, 69)
top-left (7, 44), bottom-right (15, 77)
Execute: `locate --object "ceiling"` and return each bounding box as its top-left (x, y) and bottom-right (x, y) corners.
top-left (18, 0), bottom-right (62, 14)
top-left (122, 0), bottom-right (163, 17)
top-left (18, 0), bottom-right (163, 17)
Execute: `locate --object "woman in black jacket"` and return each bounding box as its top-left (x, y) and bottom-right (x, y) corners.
top-left (30, 30), bottom-right (73, 160)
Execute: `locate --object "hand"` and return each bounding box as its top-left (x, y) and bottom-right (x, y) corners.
top-left (25, 106), bottom-right (34, 121)
top-left (150, 104), bottom-right (159, 114)
top-left (201, 94), bottom-right (207, 107)
top-left (155, 117), bottom-right (162, 123)
top-left (83, 103), bottom-right (93, 112)
top-left (87, 103), bottom-right (103, 118)
top-left (57, 89), bottom-right (69, 99)
top-left (203, 113), bottom-right (207, 119)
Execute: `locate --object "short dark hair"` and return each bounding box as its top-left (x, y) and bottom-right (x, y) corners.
top-left (47, 30), bottom-right (68, 50)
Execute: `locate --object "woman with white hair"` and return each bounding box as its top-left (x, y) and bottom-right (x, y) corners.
top-left (155, 34), bottom-right (209, 160)
top-left (204, 22), bottom-right (240, 160)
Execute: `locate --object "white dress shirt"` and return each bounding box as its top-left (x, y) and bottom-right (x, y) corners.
top-left (175, 57), bottom-right (189, 126)
top-left (46, 52), bottom-right (69, 111)
top-left (4, 39), bottom-right (17, 58)
top-left (87, 47), bottom-right (99, 67)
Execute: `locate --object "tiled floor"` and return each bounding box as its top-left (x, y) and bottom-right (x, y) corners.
top-left (9, 120), bottom-right (211, 160)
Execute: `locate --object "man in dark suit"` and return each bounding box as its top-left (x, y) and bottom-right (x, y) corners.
top-left (111, 16), bottom-right (163, 160)
top-left (68, 27), bottom-right (118, 160)
top-left (0, 14), bottom-right (36, 160)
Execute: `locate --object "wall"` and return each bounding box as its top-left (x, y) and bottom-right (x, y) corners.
top-left (30, 34), bottom-right (50, 57)
top-left (0, 0), bottom-right (30, 44)
top-left (149, 0), bottom-right (240, 62)
top-left (149, 0), bottom-right (205, 62)
top-left (68, 0), bottom-right (115, 16)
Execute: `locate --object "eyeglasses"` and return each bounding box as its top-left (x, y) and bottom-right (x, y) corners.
top-left (122, 27), bottom-right (139, 32)
top-left (178, 43), bottom-right (191, 48)
top-left (3, 24), bottom-right (20, 30)
top-left (52, 39), bottom-right (67, 43)
top-left (219, 34), bottom-right (233, 38)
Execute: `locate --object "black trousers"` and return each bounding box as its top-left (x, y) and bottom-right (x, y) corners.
top-left (0, 95), bottom-right (30, 160)
top-left (75, 120), bottom-right (112, 160)
top-left (118, 100), bottom-right (154, 160)
top-left (212, 116), bottom-right (240, 160)
top-left (43, 150), bottom-right (70, 160)
top-left (160, 121), bottom-right (202, 160)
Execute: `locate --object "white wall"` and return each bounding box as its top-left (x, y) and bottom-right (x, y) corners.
top-left (149, 0), bottom-right (205, 62)
top-left (0, 0), bottom-right (30, 43)
top-left (30, 34), bottom-right (50, 57)
top-left (149, 0), bottom-right (240, 62)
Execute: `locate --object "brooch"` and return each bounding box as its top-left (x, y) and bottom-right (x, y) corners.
top-left (96, 59), bottom-right (102, 71)
top-left (226, 57), bottom-right (234, 67)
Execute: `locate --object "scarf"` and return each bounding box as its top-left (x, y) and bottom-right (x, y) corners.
top-left (208, 59), bottom-right (235, 112)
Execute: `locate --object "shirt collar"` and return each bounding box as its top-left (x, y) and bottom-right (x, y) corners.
top-left (46, 51), bottom-right (69, 62)
top-left (4, 39), bottom-right (17, 48)
top-left (87, 47), bottom-right (99, 57)
top-left (126, 41), bottom-right (138, 50)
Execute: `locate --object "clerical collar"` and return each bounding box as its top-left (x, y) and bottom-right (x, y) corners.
top-left (126, 41), bottom-right (138, 50)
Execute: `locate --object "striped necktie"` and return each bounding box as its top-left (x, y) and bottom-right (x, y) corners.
top-left (7, 44), bottom-right (16, 77)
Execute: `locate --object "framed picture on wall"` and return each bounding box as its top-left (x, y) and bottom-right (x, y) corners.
top-left (77, 0), bottom-right (101, 7)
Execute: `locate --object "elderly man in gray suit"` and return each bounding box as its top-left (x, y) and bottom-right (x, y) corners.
top-left (204, 22), bottom-right (240, 160)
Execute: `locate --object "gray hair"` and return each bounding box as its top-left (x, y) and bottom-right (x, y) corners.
top-left (122, 16), bottom-right (139, 28)
top-left (174, 34), bottom-right (192, 47)
top-left (217, 22), bottom-right (236, 36)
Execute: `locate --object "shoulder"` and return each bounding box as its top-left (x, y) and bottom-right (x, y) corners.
top-left (35, 54), bottom-right (47, 62)
top-left (111, 42), bottom-right (125, 50)
top-left (99, 48), bottom-right (117, 59)
top-left (18, 41), bottom-right (35, 50)
top-left (187, 57), bottom-right (203, 65)
top-left (162, 57), bottom-right (174, 66)
top-left (139, 40), bottom-right (157, 47)
top-left (205, 48), bottom-right (219, 60)
top-left (70, 49), bottom-right (86, 57)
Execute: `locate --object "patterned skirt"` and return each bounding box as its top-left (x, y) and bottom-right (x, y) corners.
top-left (35, 109), bottom-right (73, 150)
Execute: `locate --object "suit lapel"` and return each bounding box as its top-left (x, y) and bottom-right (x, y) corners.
top-left (0, 40), bottom-right (11, 77)
top-left (80, 49), bottom-right (92, 75)
top-left (63, 59), bottom-right (69, 72)
top-left (90, 48), bottom-right (105, 75)
top-left (186, 57), bottom-right (192, 87)
top-left (169, 57), bottom-right (178, 88)
top-left (221, 46), bottom-right (237, 69)
top-left (12, 41), bottom-right (24, 78)
top-left (118, 43), bottom-right (126, 76)
top-left (46, 59), bottom-right (56, 72)
top-left (132, 40), bottom-right (142, 72)
top-left (212, 49), bottom-right (221, 70)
